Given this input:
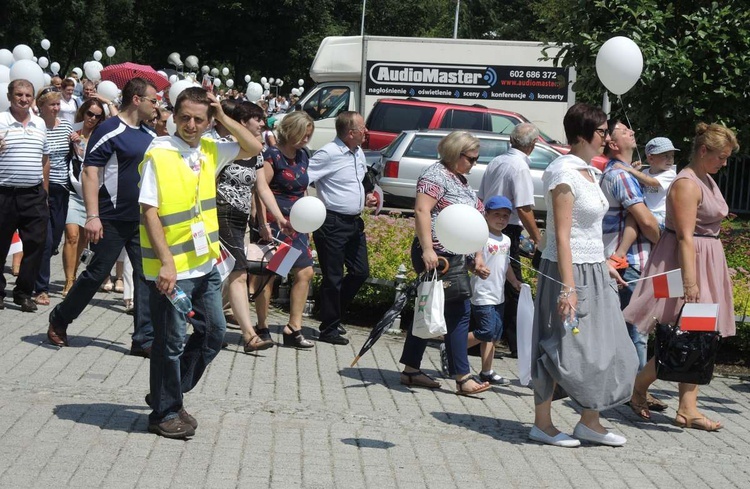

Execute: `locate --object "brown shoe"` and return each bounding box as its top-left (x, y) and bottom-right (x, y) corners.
top-left (148, 417), bottom-right (195, 439)
top-left (243, 335), bottom-right (274, 353)
top-left (47, 324), bottom-right (68, 347)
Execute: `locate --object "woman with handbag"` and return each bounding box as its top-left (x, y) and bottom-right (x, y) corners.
top-left (624, 123), bottom-right (739, 431)
top-left (398, 131), bottom-right (491, 396)
top-left (529, 103), bottom-right (637, 448)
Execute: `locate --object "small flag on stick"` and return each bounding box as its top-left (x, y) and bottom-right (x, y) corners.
top-left (653, 269), bottom-right (683, 298)
top-left (9, 232), bottom-right (22, 255)
top-left (680, 303), bottom-right (719, 332)
top-left (266, 242), bottom-right (302, 277)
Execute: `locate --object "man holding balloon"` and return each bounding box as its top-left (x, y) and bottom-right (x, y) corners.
top-left (308, 111), bottom-right (377, 345)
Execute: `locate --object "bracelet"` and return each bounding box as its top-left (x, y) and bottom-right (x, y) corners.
top-left (558, 287), bottom-right (576, 299)
top-left (86, 215), bottom-right (100, 223)
top-left (683, 283), bottom-right (697, 288)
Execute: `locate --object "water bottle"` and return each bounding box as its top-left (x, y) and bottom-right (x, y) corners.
top-left (564, 313), bottom-right (580, 335)
top-left (519, 234), bottom-right (535, 255)
top-left (169, 286), bottom-right (195, 318)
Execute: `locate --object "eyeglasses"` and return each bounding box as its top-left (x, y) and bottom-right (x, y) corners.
top-left (85, 110), bottom-right (103, 119)
top-left (594, 128), bottom-right (610, 138)
top-left (351, 125), bottom-right (366, 133)
top-left (461, 153), bottom-right (479, 164)
top-left (140, 95), bottom-right (157, 104)
top-left (38, 86), bottom-right (60, 97)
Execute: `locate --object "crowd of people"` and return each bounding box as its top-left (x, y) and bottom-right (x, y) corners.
top-left (0, 73), bottom-right (739, 443)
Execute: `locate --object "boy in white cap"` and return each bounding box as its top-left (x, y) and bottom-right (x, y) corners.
top-left (609, 137), bottom-right (678, 268)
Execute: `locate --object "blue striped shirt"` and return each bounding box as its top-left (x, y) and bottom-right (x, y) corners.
top-left (0, 111), bottom-right (49, 188)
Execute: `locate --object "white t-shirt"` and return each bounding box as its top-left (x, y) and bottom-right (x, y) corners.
top-left (470, 232), bottom-right (511, 306)
top-left (58, 96), bottom-right (79, 125)
top-left (642, 167), bottom-right (676, 215)
top-left (139, 135), bottom-right (240, 280)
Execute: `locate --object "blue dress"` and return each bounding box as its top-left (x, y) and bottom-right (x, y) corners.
top-left (262, 147), bottom-right (313, 268)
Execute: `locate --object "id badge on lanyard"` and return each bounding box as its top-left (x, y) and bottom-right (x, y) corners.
top-left (190, 156), bottom-right (209, 256)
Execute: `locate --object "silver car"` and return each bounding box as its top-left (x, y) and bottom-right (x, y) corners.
top-left (375, 129), bottom-right (562, 214)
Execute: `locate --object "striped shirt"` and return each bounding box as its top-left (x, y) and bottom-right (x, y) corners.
top-left (0, 110), bottom-right (49, 188)
top-left (47, 119), bottom-right (74, 185)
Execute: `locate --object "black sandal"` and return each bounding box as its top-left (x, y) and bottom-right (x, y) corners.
top-left (283, 326), bottom-right (314, 349)
top-left (455, 375), bottom-right (491, 396)
top-left (400, 370), bottom-right (440, 388)
top-left (255, 327), bottom-right (272, 342)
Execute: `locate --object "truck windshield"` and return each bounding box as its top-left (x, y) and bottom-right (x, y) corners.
top-left (302, 87), bottom-right (350, 121)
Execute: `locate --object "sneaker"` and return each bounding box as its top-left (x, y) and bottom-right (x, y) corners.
top-left (439, 343), bottom-right (450, 378)
top-left (479, 371), bottom-right (511, 385)
top-left (148, 416), bottom-right (195, 439)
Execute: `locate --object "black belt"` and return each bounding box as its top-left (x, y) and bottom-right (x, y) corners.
top-left (328, 210), bottom-right (360, 221)
top-left (664, 227), bottom-right (719, 239)
top-left (0, 183), bottom-right (42, 194)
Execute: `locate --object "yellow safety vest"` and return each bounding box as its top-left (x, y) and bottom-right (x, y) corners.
top-left (139, 137), bottom-right (221, 279)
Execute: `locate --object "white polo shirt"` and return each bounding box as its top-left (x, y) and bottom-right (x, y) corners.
top-left (0, 110), bottom-right (49, 188)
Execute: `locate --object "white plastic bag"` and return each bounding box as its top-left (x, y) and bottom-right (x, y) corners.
top-left (412, 271), bottom-right (447, 339)
top-left (215, 244), bottom-right (236, 282)
top-left (516, 283), bottom-right (534, 386)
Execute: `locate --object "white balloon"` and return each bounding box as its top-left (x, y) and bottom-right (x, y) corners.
top-left (291, 88), bottom-right (299, 96)
top-left (185, 55), bottom-right (199, 70)
top-left (298, 78), bottom-right (304, 86)
top-left (0, 49), bottom-right (13, 67)
top-left (106, 46), bottom-right (116, 58)
top-left (434, 204), bottom-right (488, 254)
top-left (213, 78), bottom-right (222, 87)
top-left (226, 79), bottom-right (234, 88)
top-left (210, 67), bottom-right (219, 76)
top-left (260, 77), bottom-right (267, 85)
top-left (596, 36), bottom-right (643, 96)
top-left (84, 61), bottom-right (103, 81)
top-left (13, 44), bottom-right (34, 61)
top-left (32, 56), bottom-right (37, 63)
top-left (0, 83), bottom-right (9, 112)
top-left (169, 74), bottom-right (179, 84)
top-left (169, 79), bottom-right (198, 104)
top-left (264, 90), bottom-right (270, 96)
top-left (245, 82), bottom-right (263, 102)
top-left (298, 87), bottom-right (304, 94)
top-left (244, 74), bottom-right (251, 83)
top-left (221, 67), bottom-right (229, 76)
top-left (290, 196), bottom-right (327, 233)
top-left (157, 70), bottom-right (168, 79)
top-left (277, 80), bottom-right (284, 87)
top-left (72, 67), bottom-right (82, 78)
top-left (263, 83), bottom-right (270, 90)
top-left (201, 65), bottom-right (209, 74)
top-left (9, 59), bottom-right (45, 93)
top-left (93, 50), bottom-right (102, 61)
top-left (49, 62), bottom-right (60, 75)
top-left (41, 39), bottom-right (51, 51)
top-left (268, 77), bottom-right (275, 84)
top-left (166, 114), bottom-right (176, 135)
top-left (37, 56), bottom-right (49, 69)
top-left (167, 52), bottom-right (182, 68)
top-left (0, 66), bottom-right (9, 83)
top-left (43, 73), bottom-right (51, 85)
top-left (97, 80), bottom-right (120, 101)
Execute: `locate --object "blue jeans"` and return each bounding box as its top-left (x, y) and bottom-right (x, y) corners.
top-left (400, 298), bottom-right (472, 376)
top-left (471, 303), bottom-right (505, 342)
top-left (49, 219), bottom-right (153, 349)
top-left (620, 266), bottom-right (648, 369)
top-left (148, 267), bottom-right (226, 424)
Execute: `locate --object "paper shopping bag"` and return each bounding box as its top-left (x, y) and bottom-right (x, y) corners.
top-left (412, 271), bottom-right (447, 339)
top-left (516, 283), bottom-right (534, 386)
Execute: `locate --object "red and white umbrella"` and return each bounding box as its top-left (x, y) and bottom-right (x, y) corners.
top-left (100, 62), bottom-right (171, 92)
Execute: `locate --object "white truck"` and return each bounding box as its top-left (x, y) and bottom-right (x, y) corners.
top-left (295, 35), bottom-right (575, 150)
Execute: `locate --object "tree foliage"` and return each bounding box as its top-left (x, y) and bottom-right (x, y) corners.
top-left (535, 0), bottom-right (750, 151)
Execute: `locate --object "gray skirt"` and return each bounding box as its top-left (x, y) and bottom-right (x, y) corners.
top-left (531, 259), bottom-right (638, 411)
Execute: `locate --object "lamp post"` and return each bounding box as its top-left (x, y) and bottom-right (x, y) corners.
top-left (361, 0), bottom-right (367, 36)
top-left (453, 0), bottom-right (461, 39)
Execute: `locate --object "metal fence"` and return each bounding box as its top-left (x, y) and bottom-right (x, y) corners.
top-left (716, 154), bottom-right (750, 214)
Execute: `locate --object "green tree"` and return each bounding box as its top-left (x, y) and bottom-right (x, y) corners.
top-left (534, 0), bottom-right (750, 151)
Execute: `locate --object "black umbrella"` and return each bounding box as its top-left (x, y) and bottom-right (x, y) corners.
top-left (351, 257), bottom-right (449, 367)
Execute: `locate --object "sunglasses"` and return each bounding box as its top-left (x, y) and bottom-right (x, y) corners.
top-left (85, 110), bottom-right (103, 119)
top-left (594, 128), bottom-right (611, 138)
top-left (39, 86), bottom-right (60, 97)
top-left (461, 153), bottom-right (479, 164)
top-left (140, 95), bottom-right (157, 104)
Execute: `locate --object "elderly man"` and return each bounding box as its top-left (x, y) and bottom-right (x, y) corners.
top-left (309, 111), bottom-right (377, 345)
top-left (0, 80), bottom-right (50, 312)
top-left (477, 123), bottom-right (542, 358)
top-left (600, 119), bottom-right (660, 370)
top-left (140, 87), bottom-right (263, 438)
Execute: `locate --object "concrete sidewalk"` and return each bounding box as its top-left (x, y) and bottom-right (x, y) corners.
top-left (0, 256), bottom-right (749, 488)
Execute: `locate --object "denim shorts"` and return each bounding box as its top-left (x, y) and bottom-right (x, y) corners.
top-left (471, 303), bottom-right (505, 342)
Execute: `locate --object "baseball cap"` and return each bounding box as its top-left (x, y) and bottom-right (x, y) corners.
top-left (645, 137), bottom-right (679, 155)
top-left (484, 195), bottom-right (513, 211)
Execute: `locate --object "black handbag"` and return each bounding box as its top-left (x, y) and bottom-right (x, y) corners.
top-left (410, 238), bottom-right (472, 302)
top-left (654, 307), bottom-right (721, 385)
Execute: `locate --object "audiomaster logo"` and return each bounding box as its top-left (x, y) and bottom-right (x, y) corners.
top-left (369, 62), bottom-right (491, 88)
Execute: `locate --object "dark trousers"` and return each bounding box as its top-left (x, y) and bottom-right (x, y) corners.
top-left (35, 183), bottom-right (69, 294)
top-left (0, 185), bottom-right (49, 300)
top-left (312, 212), bottom-right (369, 335)
top-left (503, 224), bottom-right (524, 355)
top-left (49, 219), bottom-right (153, 349)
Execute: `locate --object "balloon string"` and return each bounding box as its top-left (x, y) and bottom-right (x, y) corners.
top-left (508, 256), bottom-right (582, 291)
top-left (617, 95), bottom-right (644, 165)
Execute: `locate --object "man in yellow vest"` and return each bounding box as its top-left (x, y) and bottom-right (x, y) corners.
top-left (139, 87), bottom-right (263, 439)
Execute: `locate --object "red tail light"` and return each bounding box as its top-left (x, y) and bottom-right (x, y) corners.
top-left (362, 131), bottom-right (370, 149)
top-left (384, 160), bottom-right (399, 178)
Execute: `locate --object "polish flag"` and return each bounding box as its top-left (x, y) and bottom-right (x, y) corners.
top-left (266, 242), bottom-right (302, 277)
top-left (680, 303), bottom-right (719, 332)
top-left (372, 184), bottom-right (384, 215)
top-left (9, 232), bottom-right (22, 255)
top-left (215, 245), bottom-right (236, 282)
top-left (653, 269), bottom-right (683, 298)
